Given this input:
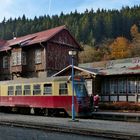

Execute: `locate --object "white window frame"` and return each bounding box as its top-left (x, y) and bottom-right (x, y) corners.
top-left (35, 49), bottom-right (42, 64)
top-left (17, 52), bottom-right (21, 65)
top-left (12, 52), bottom-right (17, 66)
top-left (12, 51), bottom-right (26, 66)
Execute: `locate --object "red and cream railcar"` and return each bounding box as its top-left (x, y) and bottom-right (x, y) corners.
top-left (0, 76), bottom-right (91, 117)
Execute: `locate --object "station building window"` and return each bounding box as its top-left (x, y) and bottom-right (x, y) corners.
top-left (35, 49), bottom-right (42, 64)
top-left (110, 79), bottom-right (118, 94)
top-left (104, 79), bottom-right (110, 95)
top-left (12, 52), bottom-right (21, 66)
top-left (128, 78), bottom-right (136, 94)
top-left (12, 51), bottom-right (26, 66)
top-left (137, 81), bottom-right (140, 93)
top-left (118, 78), bottom-right (126, 94)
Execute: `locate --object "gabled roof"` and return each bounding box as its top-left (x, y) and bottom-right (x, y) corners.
top-left (6, 25), bottom-right (66, 47)
top-left (2, 25), bottom-right (82, 50)
top-left (52, 65), bottom-right (98, 77)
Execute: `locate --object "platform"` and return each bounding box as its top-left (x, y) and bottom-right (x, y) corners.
top-left (92, 111), bottom-right (140, 122)
top-left (0, 112), bottom-right (140, 139)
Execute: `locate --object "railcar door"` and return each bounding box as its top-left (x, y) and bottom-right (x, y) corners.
top-left (74, 81), bottom-right (90, 115)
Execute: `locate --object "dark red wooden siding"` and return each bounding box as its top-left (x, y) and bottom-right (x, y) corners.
top-left (46, 30), bottom-right (79, 71)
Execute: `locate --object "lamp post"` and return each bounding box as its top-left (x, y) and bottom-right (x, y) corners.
top-left (69, 50), bottom-right (76, 121)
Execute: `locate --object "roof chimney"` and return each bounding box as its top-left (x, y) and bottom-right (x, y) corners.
top-left (13, 32), bottom-right (16, 39)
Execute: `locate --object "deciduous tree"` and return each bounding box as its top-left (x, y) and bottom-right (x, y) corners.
top-left (109, 37), bottom-right (132, 59)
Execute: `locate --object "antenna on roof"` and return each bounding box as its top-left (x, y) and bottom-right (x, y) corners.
top-left (13, 32), bottom-right (17, 40)
top-left (48, 0), bottom-right (52, 16)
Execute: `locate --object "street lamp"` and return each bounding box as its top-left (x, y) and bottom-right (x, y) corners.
top-left (69, 49), bottom-right (77, 121)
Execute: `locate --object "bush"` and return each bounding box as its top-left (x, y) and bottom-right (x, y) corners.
top-left (99, 102), bottom-right (140, 112)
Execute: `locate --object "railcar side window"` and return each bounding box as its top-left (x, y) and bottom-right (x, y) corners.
top-left (15, 85), bottom-right (22, 95)
top-left (44, 84), bottom-right (52, 95)
top-left (8, 86), bottom-right (14, 96)
top-left (59, 83), bottom-right (67, 95)
top-left (24, 85), bottom-right (31, 95)
top-left (33, 84), bottom-right (41, 95)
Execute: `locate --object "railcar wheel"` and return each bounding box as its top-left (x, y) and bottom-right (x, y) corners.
top-left (34, 108), bottom-right (39, 115)
top-left (2, 107), bottom-right (12, 113)
top-left (34, 108), bottom-right (42, 115)
top-left (42, 108), bottom-right (49, 116)
top-left (19, 107), bottom-right (30, 115)
top-left (48, 109), bottom-right (58, 116)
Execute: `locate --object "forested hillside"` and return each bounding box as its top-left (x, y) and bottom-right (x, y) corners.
top-left (0, 5), bottom-right (140, 62)
top-left (0, 5), bottom-right (140, 43)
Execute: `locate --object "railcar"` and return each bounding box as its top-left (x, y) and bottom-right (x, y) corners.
top-left (0, 76), bottom-right (91, 117)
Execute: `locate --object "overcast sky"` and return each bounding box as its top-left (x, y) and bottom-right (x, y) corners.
top-left (0, 0), bottom-right (140, 22)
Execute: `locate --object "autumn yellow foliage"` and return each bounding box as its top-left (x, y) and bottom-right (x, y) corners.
top-left (109, 37), bottom-right (132, 59)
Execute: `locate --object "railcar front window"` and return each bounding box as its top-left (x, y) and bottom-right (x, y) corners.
top-left (74, 82), bottom-right (88, 97)
top-left (59, 83), bottom-right (67, 95)
top-left (8, 86), bottom-right (14, 96)
top-left (33, 84), bottom-right (41, 95)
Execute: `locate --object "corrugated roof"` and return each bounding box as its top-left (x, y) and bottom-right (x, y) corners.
top-left (79, 57), bottom-right (140, 76)
top-left (99, 66), bottom-right (140, 75)
top-left (79, 57), bottom-right (140, 69)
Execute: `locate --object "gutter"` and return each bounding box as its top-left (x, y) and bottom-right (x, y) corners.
top-left (40, 42), bottom-right (46, 71)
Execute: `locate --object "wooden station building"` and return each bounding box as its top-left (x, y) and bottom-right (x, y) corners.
top-left (0, 25), bottom-right (82, 80)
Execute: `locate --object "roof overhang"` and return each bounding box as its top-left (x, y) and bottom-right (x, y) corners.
top-left (52, 65), bottom-right (98, 77)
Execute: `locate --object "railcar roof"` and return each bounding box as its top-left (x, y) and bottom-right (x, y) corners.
top-left (0, 76), bottom-right (70, 85)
